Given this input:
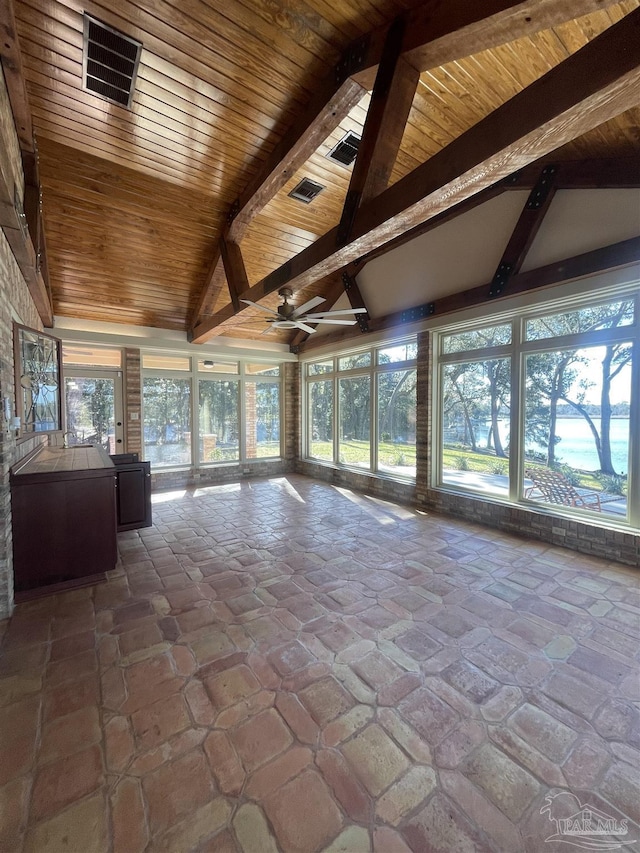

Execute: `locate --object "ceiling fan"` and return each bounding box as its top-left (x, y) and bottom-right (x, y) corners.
top-left (241, 287), bottom-right (367, 334)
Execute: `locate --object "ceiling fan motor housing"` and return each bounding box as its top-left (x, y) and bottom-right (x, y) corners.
top-left (278, 286), bottom-right (295, 319)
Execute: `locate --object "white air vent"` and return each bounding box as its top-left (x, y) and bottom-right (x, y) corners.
top-left (288, 178), bottom-right (325, 204)
top-left (327, 132), bottom-right (361, 167)
top-left (83, 15), bottom-right (142, 108)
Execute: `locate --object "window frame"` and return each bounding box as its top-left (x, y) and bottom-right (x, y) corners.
top-left (303, 337), bottom-right (417, 481)
top-left (432, 286), bottom-right (640, 529)
top-left (141, 355), bottom-right (283, 470)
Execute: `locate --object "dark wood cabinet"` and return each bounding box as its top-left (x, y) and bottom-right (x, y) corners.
top-left (11, 445), bottom-right (118, 594)
top-left (113, 460), bottom-right (152, 531)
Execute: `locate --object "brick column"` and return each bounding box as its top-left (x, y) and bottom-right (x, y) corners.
top-left (415, 331), bottom-right (430, 499)
top-left (284, 362), bottom-right (299, 464)
top-left (123, 348), bottom-right (142, 456)
top-left (246, 381), bottom-right (257, 458)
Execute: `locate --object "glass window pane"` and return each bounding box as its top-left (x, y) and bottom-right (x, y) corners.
top-left (198, 380), bottom-right (239, 463)
top-left (441, 358), bottom-right (510, 495)
top-left (63, 346), bottom-right (122, 368)
top-left (339, 352), bottom-right (371, 370)
top-left (246, 363), bottom-right (279, 376)
top-left (526, 300), bottom-right (634, 340)
top-left (197, 359), bottom-right (239, 374)
top-left (442, 324), bottom-right (511, 354)
top-left (524, 344), bottom-right (630, 517)
top-left (143, 378), bottom-right (191, 465)
top-left (378, 369), bottom-right (416, 477)
top-left (246, 381), bottom-right (280, 458)
top-left (308, 361), bottom-right (333, 375)
top-left (339, 376), bottom-right (370, 468)
top-left (65, 377), bottom-right (115, 452)
top-left (378, 342), bottom-right (417, 364)
top-left (309, 380), bottom-right (333, 461)
top-left (143, 354), bottom-right (190, 371)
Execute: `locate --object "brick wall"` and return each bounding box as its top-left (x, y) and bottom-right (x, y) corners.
top-left (0, 234), bottom-right (44, 618)
top-left (0, 66), bottom-right (45, 618)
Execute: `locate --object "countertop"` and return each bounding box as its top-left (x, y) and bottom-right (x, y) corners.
top-left (10, 445), bottom-right (116, 483)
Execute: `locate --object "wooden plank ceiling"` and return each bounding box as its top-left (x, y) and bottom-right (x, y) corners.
top-left (10, 0), bottom-right (640, 344)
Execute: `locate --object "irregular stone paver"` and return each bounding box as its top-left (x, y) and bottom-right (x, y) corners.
top-left (1, 475), bottom-right (637, 853)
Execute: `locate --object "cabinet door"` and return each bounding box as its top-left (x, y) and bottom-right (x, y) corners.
top-left (115, 463), bottom-right (152, 530)
top-left (12, 475), bottom-right (117, 591)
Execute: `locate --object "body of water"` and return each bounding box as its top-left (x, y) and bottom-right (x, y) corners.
top-left (469, 417), bottom-right (630, 474)
top-left (542, 417), bottom-right (630, 474)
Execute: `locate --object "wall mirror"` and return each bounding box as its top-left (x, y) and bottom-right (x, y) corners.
top-left (13, 323), bottom-right (62, 433)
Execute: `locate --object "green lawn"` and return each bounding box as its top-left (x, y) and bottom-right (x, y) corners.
top-left (443, 445), bottom-right (626, 495)
top-left (310, 439), bottom-right (416, 469)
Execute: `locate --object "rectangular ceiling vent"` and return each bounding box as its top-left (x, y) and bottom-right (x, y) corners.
top-left (288, 178), bottom-right (325, 204)
top-left (83, 15), bottom-right (142, 108)
top-left (327, 132), bottom-right (361, 167)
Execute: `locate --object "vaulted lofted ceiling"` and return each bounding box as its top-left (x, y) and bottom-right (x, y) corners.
top-left (4, 0), bottom-right (640, 350)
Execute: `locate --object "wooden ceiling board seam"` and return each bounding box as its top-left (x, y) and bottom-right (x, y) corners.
top-left (229, 0), bottom-right (339, 61)
top-left (39, 185), bottom-right (222, 236)
top-left (51, 276), bottom-right (198, 299)
top-left (28, 99), bottom-right (262, 175)
top-left (32, 120), bottom-right (233, 191)
top-left (43, 225), bottom-right (214, 259)
top-left (197, 0), bottom-right (337, 75)
top-left (36, 137), bottom-right (220, 207)
top-left (30, 115), bottom-right (225, 185)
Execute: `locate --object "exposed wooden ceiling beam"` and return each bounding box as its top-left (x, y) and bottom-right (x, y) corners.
top-left (338, 16), bottom-right (419, 246)
top-left (335, 15), bottom-right (419, 334)
top-left (0, 0), bottom-right (34, 153)
top-left (188, 77), bottom-right (366, 328)
top-left (397, 0), bottom-right (625, 76)
top-left (347, 0), bottom-right (628, 89)
top-left (358, 154), bottom-right (640, 267)
top-left (191, 9), bottom-right (640, 343)
top-left (227, 79), bottom-right (366, 243)
top-left (290, 151), bottom-right (640, 349)
top-left (488, 163), bottom-right (558, 297)
top-left (220, 237), bottom-right (249, 313)
top-left (298, 236), bottom-right (640, 351)
top-left (191, 0), bottom-right (616, 337)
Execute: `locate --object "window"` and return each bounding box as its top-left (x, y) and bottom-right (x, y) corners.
top-left (339, 375), bottom-right (370, 468)
top-left (441, 357), bottom-right (510, 496)
top-left (309, 379), bottom-right (333, 461)
top-left (142, 377), bottom-right (191, 466)
top-left (142, 355), bottom-right (283, 469)
top-left (434, 291), bottom-right (638, 524)
top-left (304, 338), bottom-right (417, 479)
top-left (378, 369), bottom-right (417, 477)
top-left (198, 379), bottom-right (239, 463)
top-left (246, 381), bottom-right (280, 458)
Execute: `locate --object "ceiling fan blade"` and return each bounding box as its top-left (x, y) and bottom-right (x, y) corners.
top-left (293, 321), bottom-right (317, 334)
top-left (303, 307), bottom-right (368, 318)
top-left (292, 296), bottom-right (325, 317)
top-left (240, 299), bottom-right (279, 316)
top-left (306, 318), bottom-right (357, 325)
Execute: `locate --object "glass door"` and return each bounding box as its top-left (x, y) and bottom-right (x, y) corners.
top-left (64, 370), bottom-right (124, 453)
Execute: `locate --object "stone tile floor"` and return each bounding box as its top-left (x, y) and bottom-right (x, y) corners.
top-left (1, 474), bottom-right (639, 853)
